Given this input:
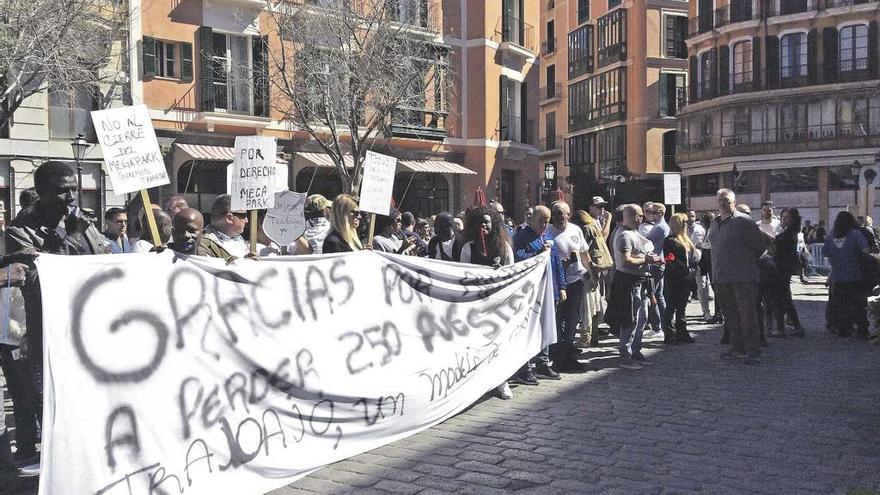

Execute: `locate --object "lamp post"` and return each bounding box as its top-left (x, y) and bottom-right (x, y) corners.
top-left (607, 174), bottom-right (627, 209)
top-left (852, 160), bottom-right (862, 216)
top-left (71, 133), bottom-right (89, 208)
top-left (543, 162), bottom-right (557, 205)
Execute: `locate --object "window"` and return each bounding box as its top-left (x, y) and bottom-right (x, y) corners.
top-left (698, 50), bottom-right (714, 99)
top-left (780, 0), bottom-right (807, 15)
top-left (731, 40), bottom-right (753, 93)
top-left (722, 106), bottom-right (750, 146)
top-left (778, 102), bottom-right (807, 141)
top-left (828, 165), bottom-right (859, 190)
top-left (660, 73), bottom-right (687, 117)
top-left (597, 9), bottom-right (626, 68)
top-left (665, 15), bottom-right (687, 59)
top-left (578, 0), bottom-right (589, 24)
top-left (392, 0), bottom-right (429, 27)
top-left (156, 40), bottom-right (176, 78)
top-left (499, 76), bottom-right (530, 143)
top-left (770, 167), bottom-right (818, 192)
top-left (609, 0), bottom-right (621, 9)
top-left (568, 24), bottom-right (594, 78)
top-left (596, 126), bottom-right (626, 178)
top-left (689, 173), bottom-right (719, 196)
top-left (392, 173), bottom-right (449, 219)
top-left (838, 97), bottom-right (870, 137)
top-left (730, 0), bottom-right (753, 22)
top-left (546, 64), bottom-right (556, 98)
top-left (698, 0), bottom-right (713, 34)
top-left (567, 133), bottom-right (594, 168)
top-left (839, 24), bottom-right (869, 74)
top-left (780, 33), bottom-right (807, 80)
top-left (545, 20), bottom-right (556, 54)
top-left (569, 67), bottom-right (627, 131)
top-left (545, 112), bottom-right (557, 150)
top-left (212, 33), bottom-right (254, 114)
top-left (48, 86), bottom-right (97, 140)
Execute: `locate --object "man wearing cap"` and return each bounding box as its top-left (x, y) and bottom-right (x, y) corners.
top-left (202, 194), bottom-right (249, 258)
top-left (589, 196), bottom-right (611, 240)
top-left (757, 200), bottom-right (782, 237)
top-left (291, 194), bottom-right (332, 255)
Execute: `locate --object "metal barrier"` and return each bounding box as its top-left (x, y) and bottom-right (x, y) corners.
top-left (808, 243), bottom-right (830, 273)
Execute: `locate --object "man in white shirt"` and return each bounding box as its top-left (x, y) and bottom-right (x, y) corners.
top-left (544, 201), bottom-right (590, 373)
top-left (202, 195), bottom-right (250, 258)
top-left (757, 200), bottom-right (782, 237)
top-left (687, 210), bottom-right (712, 319)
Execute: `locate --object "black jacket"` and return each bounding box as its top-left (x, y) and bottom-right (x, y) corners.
top-left (322, 230), bottom-right (354, 253)
top-left (773, 228), bottom-right (799, 276)
top-left (662, 236), bottom-right (691, 282)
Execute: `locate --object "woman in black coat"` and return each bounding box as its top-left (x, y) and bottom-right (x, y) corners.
top-left (662, 213), bottom-right (696, 344)
top-left (768, 208), bottom-right (805, 337)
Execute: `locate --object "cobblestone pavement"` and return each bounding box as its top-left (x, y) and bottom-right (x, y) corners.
top-left (267, 280), bottom-right (880, 495)
top-left (3, 280), bottom-right (880, 494)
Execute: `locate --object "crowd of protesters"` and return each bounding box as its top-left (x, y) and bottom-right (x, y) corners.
top-left (1, 161), bottom-right (879, 488)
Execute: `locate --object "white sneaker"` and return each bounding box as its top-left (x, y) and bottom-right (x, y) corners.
top-left (18, 462), bottom-right (40, 477)
top-left (497, 382), bottom-right (513, 400)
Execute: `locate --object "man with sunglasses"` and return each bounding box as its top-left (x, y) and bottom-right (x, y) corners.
top-left (203, 194), bottom-right (250, 258)
top-left (102, 207), bottom-right (132, 253)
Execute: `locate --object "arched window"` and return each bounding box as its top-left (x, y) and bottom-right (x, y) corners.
top-left (839, 24), bottom-right (868, 73)
top-left (780, 33), bottom-right (807, 79)
top-left (731, 40), bottom-right (752, 92)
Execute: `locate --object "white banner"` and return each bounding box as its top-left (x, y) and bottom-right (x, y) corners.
top-left (36, 251), bottom-right (556, 495)
top-left (359, 151), bottom-right (397, 216)
top-left (91, 104), bottom-right (170, 195)
top-left (230, 136), bottom-right (278, 211)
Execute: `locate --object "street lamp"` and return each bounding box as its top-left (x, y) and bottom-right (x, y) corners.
top-left (543, 162), bottom-right (557, 204)
top-left (71, 133), bottom-right (89, 207)
top-left (852, 160), bottom-right (862, 217)
top-left (608, 174), bottom-right (627, 208)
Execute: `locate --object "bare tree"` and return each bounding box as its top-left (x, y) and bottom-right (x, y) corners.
top-left (264, 0), bottom-right (449, 194)
top-left (0, 0), bottom-right (129, 128)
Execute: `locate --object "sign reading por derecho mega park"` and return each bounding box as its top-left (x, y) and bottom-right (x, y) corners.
top-left (36, 251), bottom-right (556, 495)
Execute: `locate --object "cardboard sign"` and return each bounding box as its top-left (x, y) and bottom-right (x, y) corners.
top-left (230, 136), bottom-right (278, 210)
top-left (664, 172), bottom-right (682, 205)
top-left (90, 104), bottom-right (170, 195)
top-left (359, 151), bottom-right (397, 216)
top-left (263, 190), bottom-right (307, 246)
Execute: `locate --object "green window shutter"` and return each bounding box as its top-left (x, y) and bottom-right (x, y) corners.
top-left (198, 27), bottom-right (214, 112)
top-left (709, 47), bottom-right (718, 98)
top-left (253, 35), bottom-right (270, 117)
top-left (180, 42), bottom-right (193, 83)
top-left (520, 81), bottom-right (528, 143)
top-left (502, 0), bottom-right (510, 41)
top-left (142, 37), bottom-right (156, 79)
top-left (752, 37), bottom-right (761, 90)
top-left (718, 45), bottom-right (730, 96)
top-left (869, 21), bottom-right (878, 78)
top-left (659, 73), bottom-right (668, 116)
top-left (807, 29), bottom-right (818, 84)
top-left (823, 27), bottom-right (838, 84)
top-left (500, 76), bottom-right (509, 139)
top-left (688, 55), bottom-right (697, 102)
top-left (766, 35), bottom-right (779, 89)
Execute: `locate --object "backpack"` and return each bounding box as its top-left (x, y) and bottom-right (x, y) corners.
top-left (585, 224), bottom-right (614, 270)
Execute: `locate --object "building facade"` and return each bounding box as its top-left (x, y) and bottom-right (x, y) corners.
top-left (679, 0), bottom-right (880, 223)
top-left (539, 0), bottom-right (688, 210)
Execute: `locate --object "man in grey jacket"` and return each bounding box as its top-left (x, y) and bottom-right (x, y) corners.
top-left (709, 188), bottom-right (768, 363)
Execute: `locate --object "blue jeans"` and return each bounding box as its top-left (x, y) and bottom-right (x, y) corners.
top-left (619, 283), bottom-right (650, 359)
top-left (648, 277), bottom-right (667, 332)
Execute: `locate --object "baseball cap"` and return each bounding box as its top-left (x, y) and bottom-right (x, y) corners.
top-left (591, 196), bottom-right (608, 206)
top-left (306, 194), bottom-right (332, 215)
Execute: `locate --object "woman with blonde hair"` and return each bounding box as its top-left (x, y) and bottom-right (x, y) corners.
top-left (322, 194), bottom-right (363, 253)
top-left (662, 213), bottom-right (696, 344)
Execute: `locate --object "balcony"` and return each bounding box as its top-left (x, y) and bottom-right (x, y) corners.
top-left (597, 43), bottom-right (626, 68)
top-left (731, 72), bottom-right (755, 94)
top-left (569, 104), bottom-right (627, 132)
top-left (569, 56), bottom-right (593, 79)
top-left (828, 0), bottom-right (878, 6)
top-left (391, 107), bottom-right (448, 140)
top-left (499, 115), bottom-right (536, 144)
top-left (541, 38), bottom-right (557, 56)
top-left (678, 123), bottom-right (880, 163)
top-left (539, 135), bottom-right (563, 154)
top-left (500, 15), bottom-right (536, 57)
top-left (539, 83), bottom-right (563, 105)
top-left (839, 57), bottom-right (870, 82)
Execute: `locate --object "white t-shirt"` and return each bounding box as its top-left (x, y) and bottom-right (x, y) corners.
top-left (757, 217), bottom-right (782, 237)
top-left (545, 223), bottom-right (588, 284)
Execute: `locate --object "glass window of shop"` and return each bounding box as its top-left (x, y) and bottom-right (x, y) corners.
top-left (770, 167), bottom-right (818, 192)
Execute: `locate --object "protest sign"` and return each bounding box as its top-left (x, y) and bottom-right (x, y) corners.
top-left (91, 104), bottom-right (170, 195)
top-left (359, 151), bottom-right (397, 216)
top-left (230, 136), bottom-right (278, 211)
top-left (263, 190), bottom-right (307, 246)
top-left (663, 172), bottom-right (682, 206)
top-left (36, 251), bottom-right (555, 495)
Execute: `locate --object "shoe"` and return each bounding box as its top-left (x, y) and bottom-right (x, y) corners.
top-left (558, 360), bottom-right (590, 373)
top-left (742, 350), bottom-right (761, 365)
top-left (633, 353), bottom-right (655, 366)
top-left (720, 334), bottom-right (730, 345)
top-left (18, 461), bottom-right (40, 477)
top-left (497, 382), bottom-right (513, 400)
top-left (513, 370), bottom-right (540, 386)
top-left (534, 364), bottom-right (561, 380)
top-left (589, 336), bottom-right (600, 347)
top-left (707, 316), bottom-right (723, 324)
top-left (677, 332), bottom-right (695, 344)
top-left (720, 350), bottom-right (746, 360)
top-left (768, 330), bottom-right (786, 338)
top-left (619, 359), bottom-right (643, 370)
top-left (663, 334), bottom-right (678, 345)
top-left (789, 328), bottom-right (806, 338)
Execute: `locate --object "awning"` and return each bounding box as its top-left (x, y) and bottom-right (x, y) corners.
top-left (176, 143), bottom-right (288, 165)
top-left (297, 152), bottom-right (474, 175)
top-left (399, 159), bottom-right (476, 175)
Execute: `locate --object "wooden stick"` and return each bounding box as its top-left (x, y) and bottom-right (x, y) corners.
top-left (139, 189), bottom-right (162, 246)
top-left (367, 213), bottom-right (376, 248)
top-left (249, 210), bottom-right (258, 255)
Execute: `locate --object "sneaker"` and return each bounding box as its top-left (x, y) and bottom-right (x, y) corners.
top-left (513, 370), bottom-right (540, 386)
top-left (619, 359), bottom-right (643, 370)
top-left (632, 353), bottom-right (655, 366)
top-left (18, 462), bottom-right (40, 477)
top-left (677, 332), bottom-right (695, 344)
top-left (497, 382), bottom-right (513, 400)
top-left (742, 350), bottom-right (761, 365)
top-left (534, 363), bottom-right (561, 380)
top-left (707, 316), bottom-right (724, 325)
top-left (558, 360), bottom-right (590, 373)
top-left (720, 350), bottom-right (746, 360)
top-left (663, 334), bottom-right (678, 345)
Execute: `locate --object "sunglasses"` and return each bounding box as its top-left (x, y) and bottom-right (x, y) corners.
top-left (230, 212), bottom-right (248, 219)
top-left (349, 210), bottom-right (361, 216)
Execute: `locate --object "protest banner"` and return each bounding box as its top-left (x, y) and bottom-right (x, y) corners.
top-left (359, 151), bottom-right (398, 243)
top-left (36, 251), bottom-right (555, 495)
top-left (230, 136), bottom-right (279, 254)
top-left (91, 104), bottom-right (170, 245)
top-left (663, 173), bottom-right (682, 212)
top-left (262, 190), bottom-right (307, 247)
